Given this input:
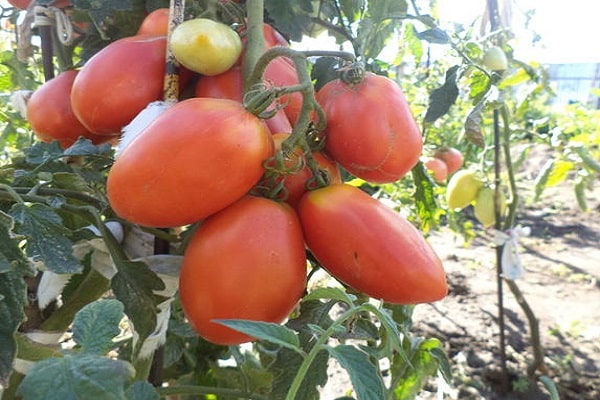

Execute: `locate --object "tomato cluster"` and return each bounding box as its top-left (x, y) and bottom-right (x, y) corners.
top-left (24, 10), bottom-right (448, 345)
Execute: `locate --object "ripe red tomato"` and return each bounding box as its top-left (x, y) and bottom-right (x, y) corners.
top-left (264, 57), bottom-right (303, 126)
top-left (434, 147), bottom-right (463, 175)
top-left (194, 65), bottom-right (292, 135)
top-left (7, 0), bottom-right (30, 9)
top-left (26, 70), bottom-right (114, 148)
top-left (316, 72), bottom-right (423, 183)
top-left (262, 23), bottom-right (289, 48)
top-left (107, 98), bottom-right (274, 228)
top-left (271, 133), bottom-right (342, 208)
top-left (136, 8), bottom-right (169, 36)
top-left (71, 35), bottom-right (166, 135)
top-left (424, 157), bottom-right (448, 183)
top-left (298, 184), bottom-right (447, 304)
top-left (179, 195), bottom-right (307, 345)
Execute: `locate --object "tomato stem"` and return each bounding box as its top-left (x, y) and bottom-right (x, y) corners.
top-left (242, 0), bottom-right (265, 91)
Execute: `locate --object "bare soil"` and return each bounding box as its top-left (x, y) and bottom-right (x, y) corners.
top-left (412, 149), bottom-right (600, 399)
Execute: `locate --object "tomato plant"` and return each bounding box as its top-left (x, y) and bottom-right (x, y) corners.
top-left (194, 66), bottom-right (292, 134)
top-left (70, 35), bottom-right (166, 135)
top-left (26, 70), bottom-right (111, 148)
top-left (170, 18), bottom-right (242, 76)
top-left (299, 184), bottom-right (447, 304)
top-left (316, 71), bottom-right (423, 183)
top-left (107, 98), bottom-right (273, 227)
top-left (179, 196), bottom-right (306, 345)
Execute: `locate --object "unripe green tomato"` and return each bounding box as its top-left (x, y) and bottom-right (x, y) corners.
top-left (474, 187), bottom-right (507, 227)
top-left (445, 170), bottom-right (483, 210)
top-left (170, 18), bottom-right (242, 76)
top-left (482, 46), bottom-right (508, 71)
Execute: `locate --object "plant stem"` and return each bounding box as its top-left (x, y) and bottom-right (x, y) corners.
top-left (499, 106), bottom-right (547, 378)
top-left (163, 0), bottom-right (185, 103)
top-left (492, 107), bottom-right (509, 392)
top-left (242, 0), bottom-right (265, 91)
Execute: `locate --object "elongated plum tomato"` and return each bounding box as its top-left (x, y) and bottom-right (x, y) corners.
top-left (298, 184), bottom-right (447, 304)
top-left (316, 72), bottom-right (423, 183)
top-left (170, 18), bottom-right (241, 76)
top-left (70, 35), bottom-right (166, 135)
top-left (26, 70), bottom-right (94, 148)
top-left (179, 196), bottom-right (307, 345)
top-left (107, 98), bottom-right (274, 228)
top-left (424, 157), bottom-right (448, 183)
top-left (445, 169), bottom-right (483, 210)
top-left (434, 147), bottom-right (463, 175)
top-left (136, 8), bottom-right (169, 36)
top-left (271, 133), bottom-right (341, 208)
top-left (194, 66), bottom-right (292, 135)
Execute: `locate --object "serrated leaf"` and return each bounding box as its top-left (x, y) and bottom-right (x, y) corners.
top-left (72, 299), bottom-right (124, 355)
top-left (23, 141), bottom-right (64, 165)
top-left (111, 260), bottom-right (165, 356)
top-left (51, 172), bottom-right (94, 193)
top-left (0, 210), bottom-right (29, 274)
top-left (327, 344), bottom-right (386, 400)
top-left (216, 320), bottom-right (301, 352)
top-left (0, 270), bottom-right (27, 386)
top-left (63, 137), bottom-right (111, 157)
top-left (125, 380), bottom-right (159, 400)
top-left (424, 65), bottom-right (459, 123)
top-left (468, 69), bottom-right (492, 104)
top-left (9, 203), bottom-right (82, 274)
top-left (303, 287), bottom-right (355, 305)
top-left (17, 354), bottom-right (134, 400)
top-left (269, 348), bottom-right (329, 400)
top-left (393, 338), bottom-right (444, 399)
top-left (411, 162), bottom-right (439, 232)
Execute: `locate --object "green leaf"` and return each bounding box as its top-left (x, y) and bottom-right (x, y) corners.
top-left (533, 159), bottom-right (554, 200)
top-left (265, 0), bottom-right (313, 42)
top-left (125, 381), bottom-right (159, 400)
top-left (468, 69), bottom-right (492, 104)
top-left (111, 260), bottom-right (165, 356)
top-left (215, 320), bottom-right (301, 352)
top-left (414, 27), bottom-right (449, 44)
top-left (0, 210), bottom-right (30, 274)
top-left (303, 287), bottom-right (356, 305)
top-left (0, 270), bottom-right (27, 386)
top-left (327, 345), bottom-right (386, 400)
top-left (23, 141), bottom-right (64, 165)
top-left (9, 203), bottom-right (82, 274)
top-left (72, 299), bottom-right (124, 355)
top-left (311, 57), bottom-right (340, 92)
top-left (17, 354), bottom-right (134, 400)
top-left (411, 162), bottom-right (440, 232)
top-left (63, 137), bottom-right (112, 157)
top-left (393, 338), bottom-right (444, 399)
top-left (546, 160), bottom-right (574, 187)
top-left (424, 65), bottom-right (459, 123)
top-left (574, 175), bottom-right (588, 211)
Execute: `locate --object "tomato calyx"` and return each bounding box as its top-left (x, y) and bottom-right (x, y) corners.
top-left (338, 61), bottom-right (366, 85)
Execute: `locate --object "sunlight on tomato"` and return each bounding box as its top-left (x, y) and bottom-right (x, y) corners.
top-left (71, 35), bottom-right (166, 135)
top-left (179, 196), bottom-right (307, 345)
top-left (299, 184), bottom-right (447, 304)
top-left (170, 18), bottom-right (241, 76)
top-left (317, 72), bottom-right (423, 183)
top-left (107, 98), bottom-right (273, 227)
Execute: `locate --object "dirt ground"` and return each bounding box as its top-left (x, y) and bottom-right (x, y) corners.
top-left (319, 145), bottom-right (600, 399)
top-left (411, 152), bottom-right (600, 399)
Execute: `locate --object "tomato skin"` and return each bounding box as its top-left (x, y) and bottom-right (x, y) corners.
top-left (179, 196), bottom-right (307, 345)
top-left (434, 147), bottom-right (463, 175)
top-left (7, 0), bottom-right (30, 9)
top-left (137, 8), bottom-right (169, 36)
top-left (445, 169), bottom-right (483, 210)
top-left (170, 18), bottom-right (242, 76)
top-left (316, 73), bottom-right (423, 183)
top-left (71, 35), bottom-right (166, 135)
top-left (107, 98), bottom-right (274, 228)
top-left (194, 66), bottom-right (292, 135)
top-left (298, 184), bottom-right (447, 304)
top-left (424, 157), bottom-right (448, 183)
top-left (26, 70), bottom-right (113, 148)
